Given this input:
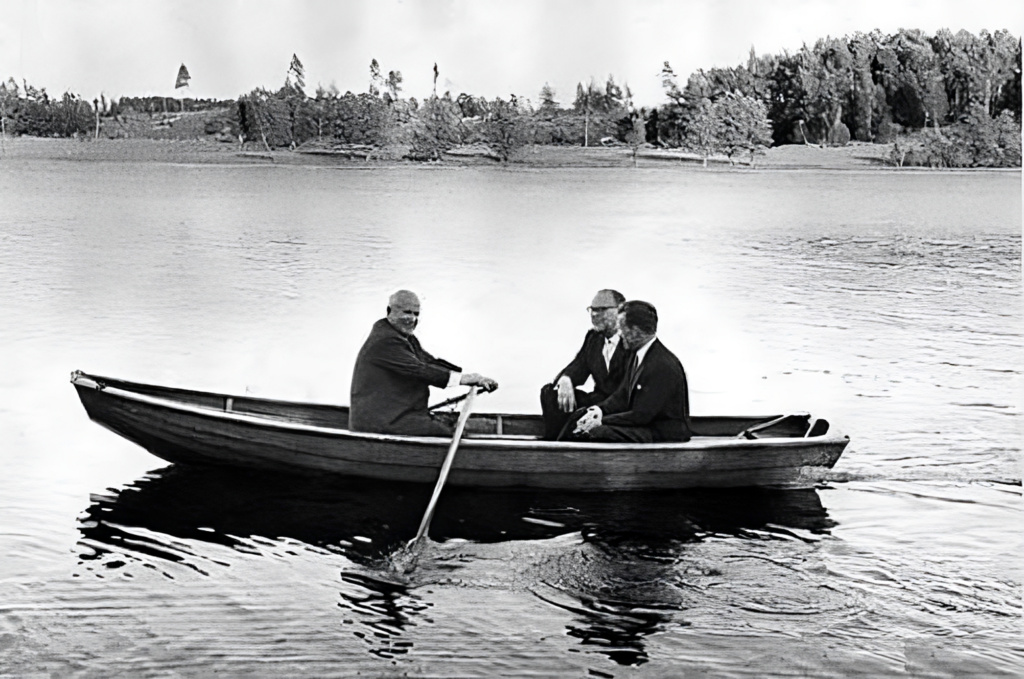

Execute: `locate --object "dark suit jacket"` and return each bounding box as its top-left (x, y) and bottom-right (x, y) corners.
top-left (349, 319), bottom-right (460, 433)
top-left (555, 330), bottom-right (629, 402)
top-left (598, 338), bottom-right (691, 442)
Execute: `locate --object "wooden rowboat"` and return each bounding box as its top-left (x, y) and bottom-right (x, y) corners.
top-left (71, 370), bottom-right (849, 490)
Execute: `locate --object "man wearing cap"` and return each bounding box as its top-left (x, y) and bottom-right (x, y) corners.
top-left (539, 289), bottom-right (630, 440)
top-left (350, 289), bottom-right (498, 436)
top-left (559, 300), bottom-right (691, 443)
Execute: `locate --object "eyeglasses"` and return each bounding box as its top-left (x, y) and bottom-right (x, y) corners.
top-left (587, 306), bottom-right (615, 313)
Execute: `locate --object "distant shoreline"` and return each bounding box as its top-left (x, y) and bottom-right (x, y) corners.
top-left (1, 136), bottom-right (1018, 172)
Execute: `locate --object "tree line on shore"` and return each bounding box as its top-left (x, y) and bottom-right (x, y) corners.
top-left (1, 27), bottom-right (1020, 167)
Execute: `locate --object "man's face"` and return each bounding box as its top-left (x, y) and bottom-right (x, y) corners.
top-left (387, 297), bottom-right (420, 336)
top-left (588, 292), bottom-right (619, 335)
top-left (618, 313), bottom-right (645, 349)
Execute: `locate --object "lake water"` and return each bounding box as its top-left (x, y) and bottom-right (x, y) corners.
top-left (0, 156), bottom-right (1020, 676)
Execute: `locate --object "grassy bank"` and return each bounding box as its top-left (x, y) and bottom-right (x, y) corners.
top-left (9, 106), bottom-right (1009, 170)
top-left (1, 134), bottom-right (912, 170)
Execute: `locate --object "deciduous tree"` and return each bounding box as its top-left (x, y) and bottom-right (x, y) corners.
top-left (796, 37), bottom-right (855, 145)
top-left (684, 98), bottom-right (722, 165)
top-left (715, 93), bottom-right (773, 164)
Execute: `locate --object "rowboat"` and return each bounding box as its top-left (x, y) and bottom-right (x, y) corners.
top-left (70, 370), bottom-right (848, 490)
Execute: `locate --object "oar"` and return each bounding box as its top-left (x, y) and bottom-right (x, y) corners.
top-left (409, 387), bottom-right (478, 548)
top-left (427, 390), bottom-right (472, 412)
top-left (737, 412), bottom-right (810, 439)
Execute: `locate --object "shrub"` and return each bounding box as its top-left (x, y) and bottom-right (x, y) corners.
top-left (891, 106), bottom-right (1021, 168)
top-left (874, 119), bottom-right (898, 144)
top-left (993, 111), bottom-right (1022, 167)
top-left (528, 117), bottom-right (577, 145)
top-left (829, 121), bottom-right (851, 146)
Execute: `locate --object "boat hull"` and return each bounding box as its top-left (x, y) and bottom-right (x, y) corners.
top-left (73, 372), bottom-right (848, 490)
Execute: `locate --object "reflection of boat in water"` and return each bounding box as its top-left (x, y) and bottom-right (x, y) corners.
top-left (71, 371), bottom-right (848, 489)
top-left (77, 466), bottom-right (837, 668)
top-left (78, 465), bottom-right (835, 570)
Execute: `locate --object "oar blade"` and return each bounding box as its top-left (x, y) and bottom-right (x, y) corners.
top-left (388, 388), bottom-right (479, 575)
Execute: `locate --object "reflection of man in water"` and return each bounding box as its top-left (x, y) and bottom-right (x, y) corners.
top-left (560, 300), bottom-right (691, 443)
top-left (539, 289), bottom-right (629, 440)
top-left (349, 290), bottom-right (498, 436)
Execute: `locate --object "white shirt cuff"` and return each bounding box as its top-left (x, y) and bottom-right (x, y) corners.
top-left (447, 371), bottom-right (462, 388)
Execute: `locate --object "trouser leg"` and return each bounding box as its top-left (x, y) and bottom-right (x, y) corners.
top-left (557, 410), bottom-right (654, 443)
top-left (540, 384), bottom-right (568, 440)
top-left (541, 385), bottom-right (601, 440)
top-left (555, 406), bottom-right (594, 441)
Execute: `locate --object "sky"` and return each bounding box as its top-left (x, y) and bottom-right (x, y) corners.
top-left (1, 0), bottom-right (1021, 106)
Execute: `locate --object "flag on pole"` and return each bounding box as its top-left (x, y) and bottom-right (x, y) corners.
top-left (175, 64), bottom-right (191, 89)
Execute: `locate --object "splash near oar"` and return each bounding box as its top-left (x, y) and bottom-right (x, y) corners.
top-left (391, 388), bottom-right (478, 574)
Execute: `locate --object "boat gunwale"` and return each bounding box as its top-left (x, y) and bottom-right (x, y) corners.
top-left (72, 372), bottom-right (850, 452)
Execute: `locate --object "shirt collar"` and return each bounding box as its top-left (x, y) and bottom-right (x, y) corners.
top-left (634, 336), bottom-right (657, 365)
top-left (604, 332), bottom-right (620, 346)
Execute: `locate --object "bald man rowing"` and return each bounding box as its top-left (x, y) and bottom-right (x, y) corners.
top-left (349, 290), bottom-right (498, 436)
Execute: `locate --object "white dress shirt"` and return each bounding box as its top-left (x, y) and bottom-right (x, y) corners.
top-left (633, 335), bottom-right (657, 369)
top-left (602, 333), bottom-right (621, 370)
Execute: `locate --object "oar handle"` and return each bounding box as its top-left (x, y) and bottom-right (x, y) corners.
top-left (428, 391), bottom-right (471, 412)
top-left (412, 387), bottom-right (478, 543)
top-left (428, 382), bottom-right (496, 412)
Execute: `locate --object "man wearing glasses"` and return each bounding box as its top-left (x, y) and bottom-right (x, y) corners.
top-left (539, 289), bottom-right (629, 440)
top-left (560, 300), bottom-right (692, 443)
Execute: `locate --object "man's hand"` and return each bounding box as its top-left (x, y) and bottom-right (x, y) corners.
top-left (556, 375), bottom-right (577, 413)
top-left (573, 406), bottom-right (603, 435)
top-left (461, 373), bottom-right (499, 393)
